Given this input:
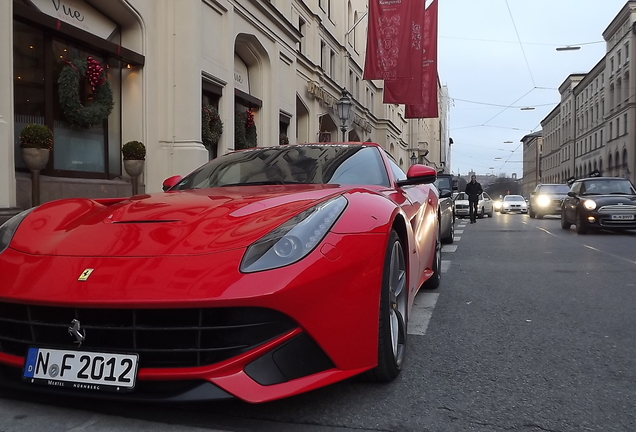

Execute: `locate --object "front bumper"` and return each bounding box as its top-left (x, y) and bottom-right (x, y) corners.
top-left (0, 232), bottom-right (386, 403)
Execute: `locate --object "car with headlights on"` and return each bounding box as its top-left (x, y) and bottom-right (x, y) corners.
top-left (500, 194), bottom-right (528, 214)
top-left (529, 183), bottom-right (570, 219)
top-left (561, 177), bottom-right (636, 234)
top-left (0, 143), bottom-right (443, 404)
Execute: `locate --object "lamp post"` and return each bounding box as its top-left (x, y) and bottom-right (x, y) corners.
top-left (410, 152), bottom-right (417, 166)
top-left (335, 89), bottom-right (353, 142)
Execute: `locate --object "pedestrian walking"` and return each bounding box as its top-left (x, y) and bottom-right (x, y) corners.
top-left (464, 175), bottom-right (483, 224)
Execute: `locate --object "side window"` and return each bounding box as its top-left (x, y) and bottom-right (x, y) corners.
top-left (571, 182), bottom-right (581, 195)
top-left (483, 193), bottom-right (491, 200)
top-left (386, 157), bottom-right (407, 182)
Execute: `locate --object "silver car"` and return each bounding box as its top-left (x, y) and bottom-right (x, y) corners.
top-left (501, 195), bottom-right (528, 214)
top-left (454, 192), bottom-right (494, 219)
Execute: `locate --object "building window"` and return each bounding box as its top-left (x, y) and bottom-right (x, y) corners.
top-left (13, 21), bottom-right (123, 179)
top-left (320, 41), bottom-right (326, 70)
top-left (329, 50), bottom-right (336, 77)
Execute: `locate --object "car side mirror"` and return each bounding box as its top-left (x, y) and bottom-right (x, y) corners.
top-left (567, 191), bottom-right (576, 197)
top-left (163, 175), bottom-right (183, 191)
top-left (397, 165), bottom-right (437, 187)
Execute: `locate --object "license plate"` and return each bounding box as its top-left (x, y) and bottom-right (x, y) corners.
top-left (610, 214), bottom-right (635, 220)
top-left (23, 348), bottom-right (138, 392)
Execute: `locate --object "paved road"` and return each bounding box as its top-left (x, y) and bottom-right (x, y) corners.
top-left (2, 212), bottom-right (636, 431)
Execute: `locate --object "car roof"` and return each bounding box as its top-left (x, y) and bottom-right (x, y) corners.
top-left (578, 177), bottom-right (629, 181)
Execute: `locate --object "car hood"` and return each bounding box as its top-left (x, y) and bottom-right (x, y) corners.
top-left (10, 185), bottom-right (349, 257)
top-left (580, 194), bottom-right (636, 206)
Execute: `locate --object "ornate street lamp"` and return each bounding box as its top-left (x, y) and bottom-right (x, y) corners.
top-left (335, 89), bottom-right (353, 142)
top-left (410, 152), bottom-right (417, 166)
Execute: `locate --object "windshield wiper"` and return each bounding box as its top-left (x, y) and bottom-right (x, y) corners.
top-left (581, 192), bottom-right (601, 195)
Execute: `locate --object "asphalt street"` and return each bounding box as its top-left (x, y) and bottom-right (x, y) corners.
top-left (1, 212), bottom-right (636, 431)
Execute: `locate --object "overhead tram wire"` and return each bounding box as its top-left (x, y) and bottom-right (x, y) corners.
top-left (505, 0), bottom-right (535, 87)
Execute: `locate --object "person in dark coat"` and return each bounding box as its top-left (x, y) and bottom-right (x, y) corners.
top-left (464, 175), bottom-right (483, 224)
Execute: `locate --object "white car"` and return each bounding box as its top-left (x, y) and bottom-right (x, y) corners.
top-left (454, 192), bottom-right (494, 219)
top-left (500, 195), bottom-right (528, 214)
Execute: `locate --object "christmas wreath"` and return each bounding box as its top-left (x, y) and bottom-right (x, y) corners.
top-left (235, 109), bottom-right (257, 150)
top-left (58, 56), bottom-right (114, 128)
top-left (202, 105), bottom-right (223, 148)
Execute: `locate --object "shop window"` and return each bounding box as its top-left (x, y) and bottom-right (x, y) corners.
top-left (13, 21), bottom-right (122, 179)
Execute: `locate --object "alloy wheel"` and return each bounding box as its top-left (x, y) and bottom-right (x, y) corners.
top-left (388, 242), bottom-right (407, 364)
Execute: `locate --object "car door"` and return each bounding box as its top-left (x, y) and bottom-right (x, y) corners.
top-left (482, 193), bottom-right (493, 213)
top-left (562, 181), bottom-right (581, 222)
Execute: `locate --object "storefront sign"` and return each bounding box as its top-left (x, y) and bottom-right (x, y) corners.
top-left (29, 0), bottom-right (117, 40)
top-left (353, 113), bottom-right (372, 133)
top-left (307, 81), bottom-right (336, 107)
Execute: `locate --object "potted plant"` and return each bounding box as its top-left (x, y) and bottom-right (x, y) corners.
top-left (19, 124), bottom-right (53, 206)
top-left (122, 140), bottom-right (145, 195)
top-left (19, 124), bottom-right (53, 172)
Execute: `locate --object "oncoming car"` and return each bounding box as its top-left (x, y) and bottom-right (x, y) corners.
top-left (500, 195), bottom-right (528, 214)
top-left (0, 143), bottom-right (442, 403)
top-left (529, 184), bottom-right (570, 219)
top-left (561, 176), bottom-right (636, 234)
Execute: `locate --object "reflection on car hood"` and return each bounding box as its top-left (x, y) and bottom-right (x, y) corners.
top-left (10, 185), bottom-right (349, 257)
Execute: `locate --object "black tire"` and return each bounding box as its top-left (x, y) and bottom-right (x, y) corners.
top-left (529, 209), bottom-right (535, 218)
top-left (442, 216), bottom-right (454, 244)
top-left (478, 207), bottom-right (485, 219)
top-left (424, 230), bottom-right (442, 290)
top-left (487, 210), bottom-right (494, 218)
top-left (536, 213), bottom-right (544, 219)
top-left (561, 214), bottom-right (571, 230)
top-left (575, 211), bottom-right (588, 234)
top-left (366, 230), bottom-right (407, 382)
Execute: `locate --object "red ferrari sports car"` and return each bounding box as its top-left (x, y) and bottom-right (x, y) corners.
top-left (0, 143), bottom-right (441, 403)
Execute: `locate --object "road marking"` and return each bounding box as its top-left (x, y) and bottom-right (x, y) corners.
top-left (454, 236), bottom-right (461, 241)
top-left (441, 260), bottom-right (451, 273)
top-left (455, 230), bottom-right (464, 234)
top-left (408, 292), bottom-right (439, 335)
top-left (441, 245), bottom-right (458, 253)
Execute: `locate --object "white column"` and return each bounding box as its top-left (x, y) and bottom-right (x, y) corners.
top-left (0, 1), bottom-right (17, 209)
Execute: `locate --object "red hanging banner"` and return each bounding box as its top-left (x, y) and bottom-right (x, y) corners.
top-left (383, 0), bottom-right (425, 105)
top-left (405, 0), bottom-right (439, 119)
top-left (363, 0), bottom-right (413, 81)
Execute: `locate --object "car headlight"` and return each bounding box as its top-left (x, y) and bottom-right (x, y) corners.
top-left (536, 195), bottom-right (551, 207)
top-left (240, 196), bottom-right (348, 273)
top-left (583, 199), bottom-right (597, 211)
top-left (0, 208), bottom-right (33, 254)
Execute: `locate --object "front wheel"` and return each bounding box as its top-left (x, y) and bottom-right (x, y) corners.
top-left (424, 230), bottom-right (442, 290)
top-left (442, 216), bottom-right (454, 244)
top-left (575, 211), bottom-right (588, 234)
top-left (561, 214), bottom-right (571, 230)
top-left (478, 207), bottom-right (485, 219)
top-left (366, 230), bottom-right (407, 382)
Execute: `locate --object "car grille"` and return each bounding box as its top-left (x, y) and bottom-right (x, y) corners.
top-left (455, 204), bottom-right (468, 209)
top-left (0, 303), bottom-right (297, 369)
top-left (598, 205), bottom-right (636, 214)
top-left (552, 199), bottom-right (563, 205)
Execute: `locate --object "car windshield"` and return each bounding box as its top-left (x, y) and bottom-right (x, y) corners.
top-left (435, 176), bottom-right (452, 192)
top-left (581, 179), bottom-right (636, 195)
top-left (504, 195), bottom-right (525, 202)
top-left (171, 145), bottom-right (390, 189)
top-left (539, 185), bottom-right (570, 194)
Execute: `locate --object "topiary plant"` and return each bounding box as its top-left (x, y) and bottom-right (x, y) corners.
top-left (122, 140), bottom-right (146, 160)
top-left (19, 124), bottom-right (53, 150)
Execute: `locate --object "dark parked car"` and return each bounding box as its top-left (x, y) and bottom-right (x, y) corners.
top-left (561, 177), bottom-right (636, 234)
top-left (434, 174), bottom-right (457, 244)
top-left (529, 183), bottom-right (570, 219)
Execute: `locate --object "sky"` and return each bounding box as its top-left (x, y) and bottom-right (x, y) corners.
top-left (437, 0), bottom-right (630, 177)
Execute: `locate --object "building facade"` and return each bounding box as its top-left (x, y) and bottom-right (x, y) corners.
top-left (533, 1), bottom-right (635, 186)
top-left (0, 0), bottom-right (449, 220)
top-left (520, 131), bottom-right (542, 197)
